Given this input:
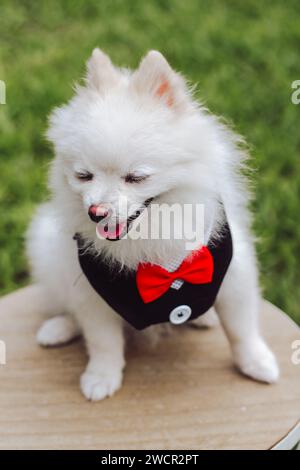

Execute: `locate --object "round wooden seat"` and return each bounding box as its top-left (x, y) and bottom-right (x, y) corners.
top-left (0, 285), bottom-right (299, 450)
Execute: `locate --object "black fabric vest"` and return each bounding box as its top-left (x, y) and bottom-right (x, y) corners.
top-left (74, 224), bottom-right (233, 330)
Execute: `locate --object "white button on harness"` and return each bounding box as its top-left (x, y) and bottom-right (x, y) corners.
top-left (169, 305), bottom-right (192, 325)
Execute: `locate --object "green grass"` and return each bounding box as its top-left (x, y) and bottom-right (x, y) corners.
top-left (0, 0), bottom-right (299, 323)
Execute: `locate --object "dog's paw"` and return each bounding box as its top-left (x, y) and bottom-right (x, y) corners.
top-left (80, 368), bottom-right (123, 401)
top-left (37, 316), bottom-right (80, 346)
top-left (190, 308), bottom-right (220, 329)
top-left (233, 338), bottom-right (279, 384)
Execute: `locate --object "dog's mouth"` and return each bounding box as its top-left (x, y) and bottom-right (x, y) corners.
top-left (96, 197), bottom-right (153, 241)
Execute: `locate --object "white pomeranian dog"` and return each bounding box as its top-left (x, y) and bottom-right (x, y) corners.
top-left (26, 49), bottom-right (279, 401)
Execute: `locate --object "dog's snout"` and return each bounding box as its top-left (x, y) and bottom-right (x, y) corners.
top-left (88, 204), bottom-right (109, 223)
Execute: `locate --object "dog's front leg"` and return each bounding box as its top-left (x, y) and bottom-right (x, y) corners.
top-left (74, 298), bottom-right (125, 401)
top-left (215, 245), bottom-right (279, 384)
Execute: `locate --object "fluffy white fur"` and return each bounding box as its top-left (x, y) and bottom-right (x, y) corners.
top-left (26, 49), bottom-right (279, 401)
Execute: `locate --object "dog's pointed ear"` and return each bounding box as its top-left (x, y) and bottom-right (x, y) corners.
top-left (131, 51), bottom-right (191, 111)
top-left (85, 48), bottom-right (120, 90)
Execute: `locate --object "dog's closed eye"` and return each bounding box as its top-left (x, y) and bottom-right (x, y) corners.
top-left (124, 173), bottom-right (149, 184)
top-left (75, 170), bottom-right (94, 182)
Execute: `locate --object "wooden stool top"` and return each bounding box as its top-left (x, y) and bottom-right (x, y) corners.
top-left (0, 286), bottom-right (299, 450)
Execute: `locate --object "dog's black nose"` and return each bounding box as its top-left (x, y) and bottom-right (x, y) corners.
top-left (88, 205), bottom-right (109, 223)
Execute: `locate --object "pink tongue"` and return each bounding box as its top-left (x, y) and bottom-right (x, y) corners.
top-left (96, 222), bottom-right (126, 239)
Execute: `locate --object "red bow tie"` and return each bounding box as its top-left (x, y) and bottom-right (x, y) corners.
top-left (136, 246), bottom-right (214, 303)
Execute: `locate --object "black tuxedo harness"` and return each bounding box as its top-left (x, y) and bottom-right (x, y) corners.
top-left (74, 224), bottom-right (233, 330)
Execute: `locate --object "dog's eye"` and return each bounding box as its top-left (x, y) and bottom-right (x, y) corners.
top-left (124, 173), bottom-right (149, 184)
top-left (75, 171), bottom-right (94, 182)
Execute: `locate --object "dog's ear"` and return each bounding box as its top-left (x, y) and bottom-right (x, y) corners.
top-left (131, 51), bottom-right (191, 112)
top-left (85, 48), bottom-right (120, 90)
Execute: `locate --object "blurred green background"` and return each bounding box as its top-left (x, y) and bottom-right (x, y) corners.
top-left (0, 0), bottom-right (299, 322)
